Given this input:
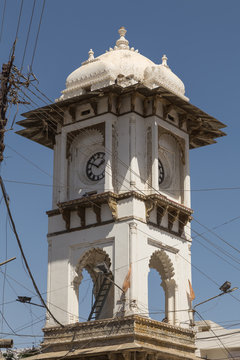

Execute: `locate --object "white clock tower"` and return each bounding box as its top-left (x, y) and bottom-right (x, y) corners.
top-left (17, 27), bottom-right (225, 360)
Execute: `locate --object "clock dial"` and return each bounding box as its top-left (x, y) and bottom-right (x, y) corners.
top-left (86, 152), bottom-right (105, 181)
top-left (158, 158), bottom-right (164, 185)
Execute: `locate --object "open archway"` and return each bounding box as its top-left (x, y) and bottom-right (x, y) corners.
top-left (148, 250), bottom-right (176, 325)
top-left (73, 248), bottom-right (114, 321)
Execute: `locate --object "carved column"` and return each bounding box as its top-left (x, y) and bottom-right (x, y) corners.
top-left (162, 279), bottom-right (176, 325)
top-left (129, 222), bottom-right (138, 314)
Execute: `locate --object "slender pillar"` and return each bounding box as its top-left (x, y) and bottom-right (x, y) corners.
top-left (151, 119), bottom-right (158, 193)
top-left (129, 115), bottom-right (137, 188)
top-left (104, 119), bottom-right (113, 192)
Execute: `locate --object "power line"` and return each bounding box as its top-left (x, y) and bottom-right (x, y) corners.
top-left (29, 0), bottom-right (45, 72)
top-left (193, 217), bottom-right (240, 255)
top-left (0, 176), bottom-right (63, 327)
top-left (14, 0), bottom-right (24, 41)
top-left (0, 0), bottom-right (6, 42)
top-left (6, 144), bottom-right (52, 177)
top-left (195, 310), bottom-right (234, 360)
top-left (20, 0), bottom-right (36, 72)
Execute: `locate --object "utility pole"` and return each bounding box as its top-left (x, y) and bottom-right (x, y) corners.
top-left (0, 42), bottom-right (16, 163)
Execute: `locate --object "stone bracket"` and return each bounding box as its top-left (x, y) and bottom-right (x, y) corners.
top-left (58, 204), bottom-right (70, 230)
top-left (77, 206), bottom-right (86, 227)
top-left (108, 197), bottom-right (118, 220)
top-left (157, 204), bottom-right (168, 226)
top-left (178, 213), bottom-right (191, 236)
top-left (168, 208), bottom-right (179, 231)
top-left (145, 199), bottom-right (156, 222)
top-left (92, 204), bottom-right (101, 224)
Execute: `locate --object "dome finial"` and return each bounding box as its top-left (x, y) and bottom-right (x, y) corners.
top-left (88, 49), bottom-right (94, 61)
top-left (162, 54), bottom-right (168, 67)
top-left (116, 26), bottom-right (129, 49)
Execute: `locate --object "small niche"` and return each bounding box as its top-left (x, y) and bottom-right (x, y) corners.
top-left (81, 109), bottom-right (91, 116)
top-left (167, 114), bottom-right (175, 122)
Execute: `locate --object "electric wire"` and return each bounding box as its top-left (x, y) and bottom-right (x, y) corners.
top-left (14, 0), bottom-right (24, 41)
top-left (1, 213), bottom-right (8, 332)
top-left (195, 310), bottom-right (234, 359)
top-left (193, 217), bottom-right (240, 254)
top-left (29, 0), bottom-right (45, 72)
top-left (19, 0), bottom-right (36, 72)
top-left (0, 177), bottom-right (63, 327)
top-left (0, 0), bottom-right (6, 42)
top-left (6, 144), bottom-right (52, 177)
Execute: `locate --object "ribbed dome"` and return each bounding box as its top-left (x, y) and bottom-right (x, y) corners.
top-left (58, 27), bottom-right (189, 102)
top-left (144, 55), bottom-right (188, 101)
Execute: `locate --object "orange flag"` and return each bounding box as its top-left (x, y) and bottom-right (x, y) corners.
top-left (188, 280), bottom-right (195, 301)
top-left (122, 264), bottom-right (131, 293)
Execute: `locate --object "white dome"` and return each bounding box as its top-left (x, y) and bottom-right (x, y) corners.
top-left (144, 55), bottom-right (188, 101)
top-left (58, 27), bottom-right (189, 102)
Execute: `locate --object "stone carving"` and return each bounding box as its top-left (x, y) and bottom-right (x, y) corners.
top-left (108, 197), bottom-right (118, 220)
top-left (145, 199), bottom-right (156, 222)
top-left (149, 249), bottom-right (175, 281)
top-left (74, 247), bottom-right (111, 289)
top-left (58, 204), bottom-right (70, 230)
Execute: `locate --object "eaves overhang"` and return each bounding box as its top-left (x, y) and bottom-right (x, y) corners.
top-left (16, 83), bottom-right (226, 150)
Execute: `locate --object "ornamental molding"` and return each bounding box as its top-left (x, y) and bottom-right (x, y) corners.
top-left (50, 191), bottom-right (192, 236)
top-left (147, 238), bottom-right (179, 255)
top-left (41, 315), bottom-right (197, 360)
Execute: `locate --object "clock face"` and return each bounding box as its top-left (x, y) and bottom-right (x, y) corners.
top-left (158, 158), bottom-right (164, 185)
top-left (86, 152), bottom-right (105, 181)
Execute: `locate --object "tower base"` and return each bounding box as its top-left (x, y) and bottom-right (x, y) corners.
top-left (28, 315), bottom-right (198, 360)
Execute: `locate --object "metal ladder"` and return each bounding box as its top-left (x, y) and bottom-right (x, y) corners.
top-left (88, 274), bottom-right (113, 321)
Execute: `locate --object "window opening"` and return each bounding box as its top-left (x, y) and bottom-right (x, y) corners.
top-left (148, 268), bottom-right (166, 322)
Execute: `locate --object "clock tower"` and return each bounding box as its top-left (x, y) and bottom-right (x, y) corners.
top-left (17, 27), bottom-right (226, 360)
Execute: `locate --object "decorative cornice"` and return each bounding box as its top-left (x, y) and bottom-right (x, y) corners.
top-left (17, 84), bottom-right (226, 151)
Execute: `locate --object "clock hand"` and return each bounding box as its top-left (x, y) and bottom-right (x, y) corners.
top-left (96, 159), bottom-right (105, 168)
top-left (89, 161), bottom-right (98, 167)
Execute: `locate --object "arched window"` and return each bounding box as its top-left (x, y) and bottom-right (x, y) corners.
top-left (149, 250), bottom-right (176, 325)
top-left (73, 248), bottom-right (114, 322)
top-left (148, 268), bottom-right (166, 321)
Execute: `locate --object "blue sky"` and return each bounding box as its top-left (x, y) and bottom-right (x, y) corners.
top-left (0, 0), bottom-right (240, 350)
